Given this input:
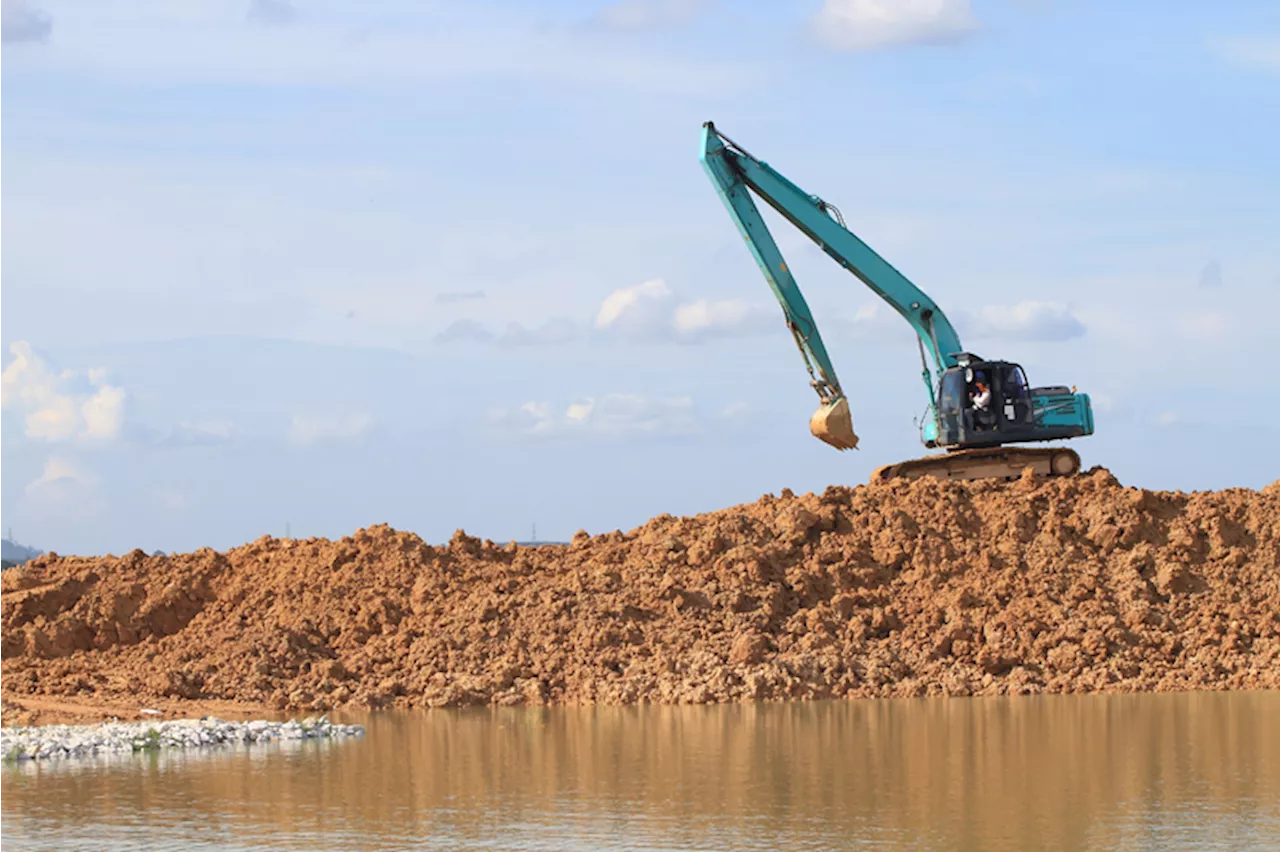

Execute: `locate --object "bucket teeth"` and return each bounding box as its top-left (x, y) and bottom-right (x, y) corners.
top-left (810, 398), bottom-right (859, 450)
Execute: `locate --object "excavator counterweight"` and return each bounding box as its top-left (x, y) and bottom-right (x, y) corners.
top-left (698, 121), bottom-right (1095, 483)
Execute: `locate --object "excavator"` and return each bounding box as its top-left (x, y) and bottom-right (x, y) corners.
top-left (699, 121), bottom-right (1094, 482)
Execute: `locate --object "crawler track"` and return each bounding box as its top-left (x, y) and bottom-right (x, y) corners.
top-left (871, 446), bottom-right (1081, 483)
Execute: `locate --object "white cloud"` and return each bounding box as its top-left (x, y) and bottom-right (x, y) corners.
top-left (594, 278), bottom-right (777, 343)
top-left (248, 0), bottom-right (296, 27)
top-left (2, 0), bottom-right (51, 44)
top-left (1153, 411), bottom-right (1180, 428)
top-left (22, 393), bottom-right (79, 441)
top-left (432, 278), bottom-right (782, 348)
top-left (595, 278), bottom-right (674, 334)
top-left (811, 0), bottom-right (977, 52)
top-left (288, 413), bottom-right (373, 445)
top-left (957, 301), bottom-right (1086, 342)
top-left (490, 393), bottom-right (698, 439)
top-left (1209, 36), bottom-right (1280, 73)
top-left (565, 400), bottom-right (595, 422)
top-left (589, 0), bottom-right (706, 31)
top-left (673, 299), bottom-right (775, 339)
top-left (24, 457), bottom-right (99, 508)
top-left (1, 341), bottom-right (126, 443)
top-left (81, 385), bottom-right (127, 440)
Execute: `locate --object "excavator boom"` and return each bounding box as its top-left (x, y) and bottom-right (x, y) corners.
top-left (700, 124), bottom-right (964, 377)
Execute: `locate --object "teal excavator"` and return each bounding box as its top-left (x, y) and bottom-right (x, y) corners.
top-left (699, 122), bottom-right (1094, 482)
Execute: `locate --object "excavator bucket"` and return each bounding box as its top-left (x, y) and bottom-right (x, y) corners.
top-left (810, 397), bottom-right (859, 450)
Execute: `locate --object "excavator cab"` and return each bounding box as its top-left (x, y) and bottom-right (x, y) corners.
top-left (937, 361), bottom-right (1027, 443)
top-left (936, 360), bottom-right (1092, 450)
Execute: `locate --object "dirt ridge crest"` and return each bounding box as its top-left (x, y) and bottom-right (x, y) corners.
top-left (3, 468), bottom-right (1278, 724)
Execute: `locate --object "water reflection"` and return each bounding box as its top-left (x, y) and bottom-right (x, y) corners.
top-left (4, 691), bottom-right (1278, 851)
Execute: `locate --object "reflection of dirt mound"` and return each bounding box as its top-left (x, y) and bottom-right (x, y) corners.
top-left (4, 469), bottom-right (1279, 720)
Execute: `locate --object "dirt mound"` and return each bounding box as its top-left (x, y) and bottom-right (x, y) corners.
top-left (4, 469), bottom-right (1279, 721)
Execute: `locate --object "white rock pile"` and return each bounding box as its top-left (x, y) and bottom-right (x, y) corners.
top-left (2, 715), bottom-right (365, 762)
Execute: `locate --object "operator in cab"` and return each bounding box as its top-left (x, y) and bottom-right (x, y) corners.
top-left (970, 380), bottom-right (991, 412)
top-left (970, 379), bottom-right (993, 430)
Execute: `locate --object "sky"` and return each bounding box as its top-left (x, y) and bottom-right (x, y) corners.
top-left (2, 0), bottom-right (1278, 556)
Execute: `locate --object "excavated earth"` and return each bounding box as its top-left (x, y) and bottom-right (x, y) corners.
top-left (3, 468), bottom-right (1279, 725)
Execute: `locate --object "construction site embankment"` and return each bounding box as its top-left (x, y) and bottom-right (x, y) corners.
top-left (3, 468), bottom-right (1278, 725)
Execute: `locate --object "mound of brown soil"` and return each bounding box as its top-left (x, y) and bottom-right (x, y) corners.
top-left (4, 469), bottom-right (1278, 724)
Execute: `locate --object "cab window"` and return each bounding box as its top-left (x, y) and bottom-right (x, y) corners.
top-left (999, 364), bottom-right (1033, 424)
top-left (940, 370), bottom-right (965, 412)
top-left (1002, 365), bottom-right (1030, 400)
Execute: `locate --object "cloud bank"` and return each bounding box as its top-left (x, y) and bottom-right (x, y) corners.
top-left (812, 299), bottom-right (1086, 347)
top-left (956, 301), bottom-right (1087, 342)
top-left (489, 393), bottom-right (698, 439)
top-left (811, 0), bottom-right (977, 52)
top-left (430, 287), bottom-right (1087, 351)
top-left (1, 342), bottom-right (126, 443)
top-left (593, 278), bottom-right (777, 343)
top-left (434, 278), bottom-right (779, 347)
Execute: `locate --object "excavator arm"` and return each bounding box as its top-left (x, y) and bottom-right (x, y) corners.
top-left (697, 124), bottom-right (855, 447)
top-left (698, 121), bottom-right (968, 450)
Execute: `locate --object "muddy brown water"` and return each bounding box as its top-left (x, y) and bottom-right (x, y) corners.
top-left (3, 691), bottom-right (1278, 851)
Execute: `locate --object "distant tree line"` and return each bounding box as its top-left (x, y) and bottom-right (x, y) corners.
top-left (2, 537), bottom-right (44, 570)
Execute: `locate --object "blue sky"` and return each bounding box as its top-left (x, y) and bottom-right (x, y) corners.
top-left (3, 0), bottom-right (1278, 556)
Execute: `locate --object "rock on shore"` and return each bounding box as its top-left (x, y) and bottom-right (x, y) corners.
top-left (2, 468), bottom-right (1278, 716)
top-left (2, 715), bottom-right (365, 762)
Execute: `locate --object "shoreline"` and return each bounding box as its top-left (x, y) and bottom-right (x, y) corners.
top-left (1, 695), bottom-right (283, 728)
top-left (7, 683), bottom-right (1280, 730)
